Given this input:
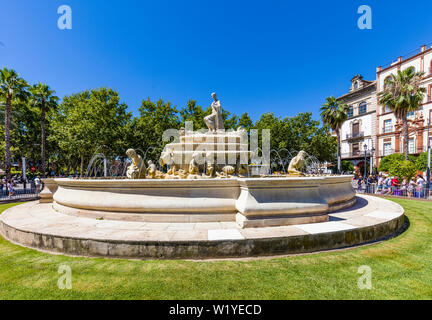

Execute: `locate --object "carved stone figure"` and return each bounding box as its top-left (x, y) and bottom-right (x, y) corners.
top-left (205, 151), bottom-right (215, 178)
top-left (288, 150), bottom-right (307, 176)
top-left (187, 152), bottom-right (202, 179)
top-left (146, 160), bottom-right (158, 179)
top-left (126, 149), bottom-right (146, 179)
top-left (159, 148), bottom-right (178, 175)
top-left (216, 165), bottom-right (236, 178)
top-left (204, 92), bottom-right (224, 133)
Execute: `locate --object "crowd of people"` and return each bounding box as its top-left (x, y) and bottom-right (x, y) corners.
top-left (0, 175), bottom-right (43, 199)
top-left (354, 173), bottom-right (430, 198)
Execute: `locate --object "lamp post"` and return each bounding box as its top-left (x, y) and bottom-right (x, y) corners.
top-left (363, 143), bottom-right (368, 179)
top-left (426, 116), bottom-right (431, 190)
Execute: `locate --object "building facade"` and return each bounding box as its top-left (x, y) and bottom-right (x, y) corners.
top-left (337, 44), bottom-right (432, 173)
top-left (376, 44), bottom-right (432, 167)
top-left (338, 75), bottom-right (377, 173)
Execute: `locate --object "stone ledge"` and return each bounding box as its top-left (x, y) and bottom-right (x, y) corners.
top-left (0, 195), bottom-right (405, 259)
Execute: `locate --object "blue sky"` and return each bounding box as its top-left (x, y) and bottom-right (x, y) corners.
top-left (1, 0), bottom-right (432, 121)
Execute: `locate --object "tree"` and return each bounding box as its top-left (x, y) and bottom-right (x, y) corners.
top-left (342, 160), bottom-right (354, 173)
top-left (415, 152), bottom-right (428, 172)
top-left (378, 153), bottom-right (417, 173)
top-left (29, 83), bottom-right (59, 177)
top-left (378, 68), bottom-right (426, 160)
top-left (128, 98), bottom-right (180, 163)
top-left (0, 68), bottom-right (29, 178)
top-left (50, 88), bottom-right (130, 176)
top-left (320, 96), bottom-right (349, 174)
top-left (179, 99), bottom-right (206, 130)
top-left (238, 112), bottom-right (253, 131)
top-left (388, 160), bottom-right (417, 181)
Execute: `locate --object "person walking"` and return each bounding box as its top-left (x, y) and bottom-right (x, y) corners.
top-left (7, 180), bottom-right (15, 198)
top-left (34, 176), bottom-right (41, 194)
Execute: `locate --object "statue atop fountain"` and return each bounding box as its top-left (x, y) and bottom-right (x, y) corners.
top-left (204, 92), bottom-right (225, 133)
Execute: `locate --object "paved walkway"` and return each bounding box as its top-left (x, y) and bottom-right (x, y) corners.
top-left (0, 195), bottom-right (403, 243)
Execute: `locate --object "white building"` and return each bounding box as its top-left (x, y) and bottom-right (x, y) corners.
top-left (376, 44), bottom-right (432, 167)
top-left (337, 75), bottom-right (377, 173)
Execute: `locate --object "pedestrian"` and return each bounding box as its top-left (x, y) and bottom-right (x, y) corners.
top-left (7, 180), bottom-right (15, 198)
top-left (417, 174), bottom-right (426, 198)
top-left (34, 176), bottom-right (41, 193)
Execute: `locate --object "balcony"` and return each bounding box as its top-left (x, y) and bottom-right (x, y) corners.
top-left (346, 132), bottom-right (364, 140)
top-left (341, 150), bottom-right (373, 159)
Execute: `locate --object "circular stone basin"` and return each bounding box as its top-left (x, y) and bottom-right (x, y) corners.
top-left (0, 195), bottom-right (405, 259)
top-left (52, 176), bottom-right (356, 228)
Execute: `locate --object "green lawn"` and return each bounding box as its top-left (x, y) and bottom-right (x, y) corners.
top-left (0, 198), bottom-right (431, 300)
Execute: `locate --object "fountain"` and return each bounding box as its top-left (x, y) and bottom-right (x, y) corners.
top-left (0, 92), bottom-right (405, 259)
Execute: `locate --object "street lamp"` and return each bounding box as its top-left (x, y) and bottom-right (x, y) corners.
top-left (363, 143), bottom-right (368, 179)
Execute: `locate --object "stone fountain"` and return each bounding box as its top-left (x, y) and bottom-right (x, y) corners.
top-left (0, 92), bottom-right (404, 259)
top-left (52, 92), bottom-right (356, 228)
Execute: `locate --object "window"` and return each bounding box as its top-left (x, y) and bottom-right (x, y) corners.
top-left (384, 119), bottom-right (392, 133)
top-left (347, 106), bottom-right (353, 117)
top-left (384, 105), bottom-right (391, 113)
top-left (407, 111), bottom-right (415, 118)
top-left (352, 143), bottom-right (360, 156)
top-left (408, 139), bottom-right (414, 154)
top-left (405, 66), bottom-right (415, 73)
top-left (354, 82), bottom-right (358, 90)
top-left (384, 76), bottom-right (393, 90)
top-left (352, 123), bottom-right (360, 136)
top-left (384, 143), bottom-right (392, 156)
top-left (359, 102), bottom-right (367, 114)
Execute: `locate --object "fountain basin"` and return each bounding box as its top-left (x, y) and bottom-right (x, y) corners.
top-left (52, 176), bottom-right (355, 227)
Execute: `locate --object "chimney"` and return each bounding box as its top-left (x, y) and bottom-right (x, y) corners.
top-left (421, 45), bottom-right (427, 52)
top-left (397, 56), bottom-right (403, 63)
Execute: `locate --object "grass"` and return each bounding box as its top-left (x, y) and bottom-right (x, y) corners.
top-left (0, 198), bottom-right (431, 300)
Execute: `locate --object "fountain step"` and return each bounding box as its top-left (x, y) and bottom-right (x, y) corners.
top-left (0, 195), bottom-right (405, 259)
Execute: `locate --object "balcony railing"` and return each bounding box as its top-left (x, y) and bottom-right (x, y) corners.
top-left (341, 150), bottom-right (373, 159)
top-left (346, 132), bottom-right (364, 140)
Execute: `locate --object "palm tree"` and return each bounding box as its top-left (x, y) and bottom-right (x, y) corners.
top-left (0, 68), bottom-right (29, 179)
top-left (379, 68), bottom-right (426, 160)
top-left (29, 83), bottom-right (58, 177)
top-left (320, 96), bottom-right (349, 174)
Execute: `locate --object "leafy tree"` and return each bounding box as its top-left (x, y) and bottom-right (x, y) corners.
top-left (128, 98), bottom-right (180, 163)
top-left (0, 68), bottom-right (29, 178)
top-left (388, 160), bottom-right (417, 180)
top-left (378, 68), bottom-right (426, 160)
top-left (320, 96), bottom-right (349, 174)
top-left (415, 152), bottom-right (428, 172)
top-left (378, 153), bottom-right (417, 173)
top-left (342, 160), bottom-right (354, 173)
top-left (238, 112), bottom-right (253, 130)
top-left (50, 88), bottom-right (131, 176)
top-left (29, 83), bottom-right (59, 177)
top-left (179, 99), bottom-right (206, 130)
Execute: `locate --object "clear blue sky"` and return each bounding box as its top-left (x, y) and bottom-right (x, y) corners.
top-left (1, 0), bottom-right (432, 121)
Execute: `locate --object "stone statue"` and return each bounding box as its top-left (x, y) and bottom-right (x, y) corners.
top-left (187, 152), bottom-right (202, 179)
top-left (205, 151), bottom-right (215, 178)
top-left (204, 92), bottom-right (224, 133)
top-left (288, 150), bottom-right (307, 176)
top-left (126, 149), bottom-right (146, 179)
top-left (159, 148), bottom-right (178, 175)
top-left (216, 165), bottom-right (236, 178)
top-left (146, 160), bottom-right (157, 179)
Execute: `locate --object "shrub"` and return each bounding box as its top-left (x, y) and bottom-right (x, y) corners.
top-left (415, 152), bottom-right (428, 172)
top-left (388, 160), bottom-right (417, 180)
top-left (378, 153), bottom-right (416, 173)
